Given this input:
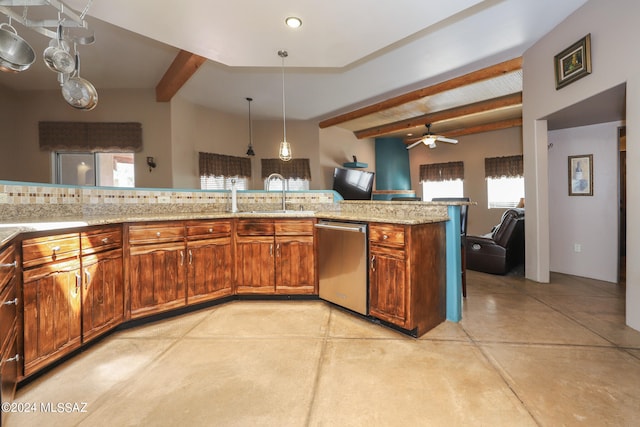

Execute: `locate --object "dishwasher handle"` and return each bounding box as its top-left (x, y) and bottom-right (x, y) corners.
top-left (315, 222), bottom-right (366, 233)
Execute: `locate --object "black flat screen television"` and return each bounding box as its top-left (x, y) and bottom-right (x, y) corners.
top-left (332, 167), bottom-right (375, 200)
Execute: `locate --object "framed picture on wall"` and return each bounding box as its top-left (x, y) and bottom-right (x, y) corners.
top-left (568, 154), bottom-right (593, 196)
top-left (554, 34), bottom-right (592, 89)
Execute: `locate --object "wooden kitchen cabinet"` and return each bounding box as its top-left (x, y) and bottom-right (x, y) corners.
top-left (127, 223), bottom-right (186, 319)
top-left (0, 243), bottom-right (19, 418)
top-left (235, 219), bottom-right (316, 295)
top-left (275, 220), bottom-right (315, 294)
top-left (22, 232), bottom-right (82, 376)
top-left (81, 226), bottom-right (124, 343)
top-left (185, 220), bottom-right (233, 304)
top-left (368, 222), bottom-right (446, 336)
top-left (235, 220), bottom-right (276, 294)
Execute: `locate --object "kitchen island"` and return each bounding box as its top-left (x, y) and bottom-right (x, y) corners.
top-left (0, 184), bottom-right (466, 393)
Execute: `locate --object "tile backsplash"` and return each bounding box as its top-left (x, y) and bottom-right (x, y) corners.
top-left (0, 182), bottom-right (338, 220)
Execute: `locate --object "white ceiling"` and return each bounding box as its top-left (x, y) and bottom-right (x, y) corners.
top-left (0, 0), bottom-right (590, 121)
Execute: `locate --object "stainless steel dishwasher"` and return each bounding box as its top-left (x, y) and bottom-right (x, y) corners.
top-left (315, 220), bottom-right (368, 315)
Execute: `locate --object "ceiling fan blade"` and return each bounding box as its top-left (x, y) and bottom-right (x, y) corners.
top-left (436, 136), bottom-right (458, 144)
top-left (406, 140), bottom-right (424, 150)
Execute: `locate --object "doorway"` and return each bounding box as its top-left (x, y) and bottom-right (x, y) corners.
top-left (619, 126), bottom-right (626, 285)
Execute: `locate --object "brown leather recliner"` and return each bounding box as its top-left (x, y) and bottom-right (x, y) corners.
top-left (466, 208), bottom-right (524, 275)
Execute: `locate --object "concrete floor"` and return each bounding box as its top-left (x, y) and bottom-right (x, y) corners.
top-left (9, 270), bottom-right (640, 426)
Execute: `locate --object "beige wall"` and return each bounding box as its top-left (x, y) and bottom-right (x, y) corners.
top-left (0, 88), bottom-right (173, 188)
top-left (548, 122), bottom-right (621, 283)
top-left (523, 0), bottom-right (639, 329)
top-left (408, 126), bottom-right (523, 235)
top-left (170, 96), bottom-right (248, 189)
top-left (253, 119), bottom-right (322, 189)
top-left (318, 126), bottom-right (376, 190)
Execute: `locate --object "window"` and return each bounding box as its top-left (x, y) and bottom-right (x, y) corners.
top-left (484, 155), bottom-right (524, 209)
top-left (264, 177), bottom-right (309, 191)
top-left (200, 176), bottom-right (249, 190)
top-left (199, 152), bottom-right (252, 190)
top-left (55, 152), bottom-right (135, 187)
top-left (487, 176), bottom-right (524, 208)
top-left (422, 179), bottom-right (464, 201)
top-left (419, 161), bottom-right (464, 200)
top-left (261, 158), bottom-right (311, 191)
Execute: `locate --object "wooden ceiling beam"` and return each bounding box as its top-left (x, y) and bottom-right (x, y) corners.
top-left (156, 50), bottom-right (207, 102)
top-left (426, 117), bottom-right (523, 140)
top-left (318, 57), bottom-right (522, 129)
top-left (354, 92), bottom-right (522, 139)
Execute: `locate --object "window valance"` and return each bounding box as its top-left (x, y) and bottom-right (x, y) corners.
top-left (484, 155), bottom-right (523, 179)
top-left (199, 152), bottom-right (252, 178)
top-left (419, 161), bottom-right (464, 182)
top-left (261, 158), bottom-right (311, 180)
top-left (39, 122), bottom-right (143, 152)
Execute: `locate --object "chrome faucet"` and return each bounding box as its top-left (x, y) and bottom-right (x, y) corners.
top-left (266, 173), bottom-right (287, 211)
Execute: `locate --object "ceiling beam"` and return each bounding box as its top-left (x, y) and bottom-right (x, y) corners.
top-left (408, 117), bottom-right (523, 141)
top-left (318, 57), bottom-right (522, 129)
top-left (156, 50), bottom-right (207, 102)
top-left (354, 92), bottom-right (522, 139)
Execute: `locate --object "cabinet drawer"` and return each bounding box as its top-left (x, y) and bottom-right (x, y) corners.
top-left (0, 245), bottom-right (17, 292)
top-left (0, 280), bottom-right (17, 351)
top-left (22, 233), bottom-right (79, 268)
top-left (81, 226), bottom-right (123, 255)
top-left (369, 224), bottom-right (405, 247)
top-left (275, 220), bottom-right (314, 236)
top-left (128, 223), bottom-right (185, 245)
top-left (186, 221), bottom-right (231, 240)
top-left (236, 220), bottom-right (274, 236)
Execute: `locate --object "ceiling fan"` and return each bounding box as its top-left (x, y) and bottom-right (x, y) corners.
top-left (406, 124), bottom-right (458, 150)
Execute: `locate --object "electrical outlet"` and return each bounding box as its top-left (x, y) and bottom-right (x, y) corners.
top-left (574, 243), bottom-right (582, 253)
top-left (157, 196), bottom-right (171, 203)
top-left (0, 193), bottom-right (8, 204)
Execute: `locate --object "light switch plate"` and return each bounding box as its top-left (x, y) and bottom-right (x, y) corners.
top-left (0, 193), bottom-right (8, 204)
top-left (157, 196), bottom-right (171, 204)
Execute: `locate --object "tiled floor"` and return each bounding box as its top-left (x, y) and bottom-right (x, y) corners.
top-left (9, 270), bottom-right (640, 426)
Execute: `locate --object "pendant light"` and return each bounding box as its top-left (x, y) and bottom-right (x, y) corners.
top-left (245, 97), bottom-right (255, 156)
top-left (278, 50), bottom-right (292, 161)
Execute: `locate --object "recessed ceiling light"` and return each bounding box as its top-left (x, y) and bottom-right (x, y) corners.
top-left (285, 16), bottom-right (302, 29)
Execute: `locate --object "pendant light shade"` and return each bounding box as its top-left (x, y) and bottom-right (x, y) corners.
top-left (245, 97), bottom-right (255, 156)
top-left (278, 50), bottom-right (292, 162)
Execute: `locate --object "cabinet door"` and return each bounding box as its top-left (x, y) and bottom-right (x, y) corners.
top-left (82, 249), bottom-right (124, 343)
top-left (275, 235), bottom-right (315, 294)
top-left (235, 236), bottom-right (275, 294)
top-left (129, 243), bottom-right (186, 318)
top-left (22, 259), bottom-right (82, 376)
top-left (187, 237), bottom-right (233, 304)
top-left (1, 331), bottom-right (18, 424)
top-left (369, 244), bottom-right (407, 328)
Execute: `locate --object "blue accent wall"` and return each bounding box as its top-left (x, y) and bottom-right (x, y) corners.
top-left (375, 137), bottom-right (412, 191)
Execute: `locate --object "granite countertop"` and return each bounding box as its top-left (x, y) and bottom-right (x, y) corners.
top-left (0, 209), bottom-right (450, 247)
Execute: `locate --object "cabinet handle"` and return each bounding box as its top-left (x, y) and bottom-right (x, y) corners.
top-left (3, 298), bottom-right (18, 306)
top-left (276, 243), bottom-right (281, 257)
top-left (156, 232), bottom-right (161, 237)
top-left (208, 228), bottom-right (213, 233)
top-left (270, 244), bottom-right (273, 257)
top-left (75, 272), bottom-right (81, 294)
top-left (101, 237), bottom-right (109, 244)
top-left (51, 245), bottom-right (61, 253)
top-left (382, 234), bottom-right (389, 240)
top-left (5, 354), bottom-right (19, 363)
top-left (84, 269), bottom-right (91, 290)
top-left (0, 261), bottom-right (17, 268)
top-left (180, 250), bottom-right (185, 266)
top-left (189, 249), bottom-right (193, 265)
top-left (370, 255), bottom-right (376, 271)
